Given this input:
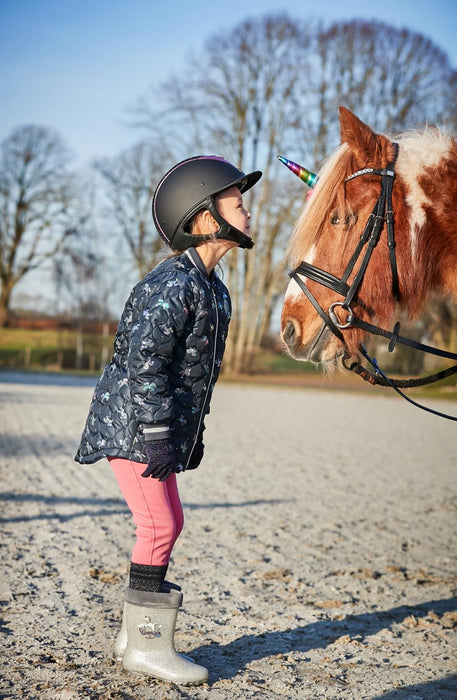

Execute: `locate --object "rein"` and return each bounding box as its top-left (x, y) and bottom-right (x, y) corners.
top-left (290, 143), bottom-right (457, 421)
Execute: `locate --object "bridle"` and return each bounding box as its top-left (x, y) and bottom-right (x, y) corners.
top-left (290, 143), bottom-right (400, 345)
top-left (288, 143), bottom-right (457, 421)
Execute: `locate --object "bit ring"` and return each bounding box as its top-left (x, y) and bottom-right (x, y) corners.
top-left (329, 302), bottom-right (353, 329)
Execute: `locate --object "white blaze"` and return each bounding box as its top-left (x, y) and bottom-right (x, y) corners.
top-left (284, 245), bottom-right (316, 300)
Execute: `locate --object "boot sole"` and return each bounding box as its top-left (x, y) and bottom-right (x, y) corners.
top-left (123, 666), bottom-right (208, 686)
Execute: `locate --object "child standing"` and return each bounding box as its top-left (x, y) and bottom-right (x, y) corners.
top-left (75, 156), bottom-right (262, 685)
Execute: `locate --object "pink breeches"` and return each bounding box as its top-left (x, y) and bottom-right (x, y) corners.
top-left (109, 458), bottom-right (184, 566)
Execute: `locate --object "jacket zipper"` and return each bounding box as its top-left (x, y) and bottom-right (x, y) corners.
top-left (185, 283), bottom-right (219, 468)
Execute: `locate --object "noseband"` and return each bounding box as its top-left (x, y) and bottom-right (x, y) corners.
top-left (289, 143), bottom-right (457, 421)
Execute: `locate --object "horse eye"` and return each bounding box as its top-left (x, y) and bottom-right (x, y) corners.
top-left (330, 213), bottom-right (340, 225)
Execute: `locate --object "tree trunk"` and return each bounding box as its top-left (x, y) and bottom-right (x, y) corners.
top-left (0, 285), bottom-right (13, 327)
top-left (76, 321), bottom-right (84, 369)
top-left (100, 321), bottom-right (110, 370)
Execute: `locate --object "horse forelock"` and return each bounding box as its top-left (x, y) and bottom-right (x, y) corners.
top-left (287, 143), bottom-right (353, 268)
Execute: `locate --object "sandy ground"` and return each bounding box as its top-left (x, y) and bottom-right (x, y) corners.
top-left (1, 371), bottom-right (456, 700)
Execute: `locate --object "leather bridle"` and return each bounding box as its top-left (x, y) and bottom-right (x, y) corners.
top-left (290, 143), bottom-right (400, 345)
top-left (288, 143), bottom-right (457, 421)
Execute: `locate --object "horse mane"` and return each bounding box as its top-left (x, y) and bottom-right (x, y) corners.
top-left (395, 127), bottom-right (454, 225)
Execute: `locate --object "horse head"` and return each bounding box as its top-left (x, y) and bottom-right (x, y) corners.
top-left (281, 106), bottom-right (457, 365)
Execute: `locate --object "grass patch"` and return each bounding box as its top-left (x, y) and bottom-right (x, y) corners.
top-left (252, 348), bottom-right (315, 374)
top-left (0, 328), bottom-right (114, 371)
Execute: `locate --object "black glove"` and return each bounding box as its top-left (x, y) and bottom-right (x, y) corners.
top-left (187, 434), bottom-right (204, 470)
top-left (142, 440), bottom-right (176, 481)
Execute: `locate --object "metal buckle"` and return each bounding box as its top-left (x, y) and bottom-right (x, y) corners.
top-left (328, 302), bottom-right (353, 329)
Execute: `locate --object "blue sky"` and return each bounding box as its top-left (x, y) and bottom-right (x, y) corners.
top-left (2, 0), bottom-right (457, 166)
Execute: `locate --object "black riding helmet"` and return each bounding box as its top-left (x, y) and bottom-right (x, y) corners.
top-left (152, 155), bottom-right (262, 251)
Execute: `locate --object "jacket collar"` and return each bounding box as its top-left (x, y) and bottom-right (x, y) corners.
top-left (185, 247), bottom-right (210, 278)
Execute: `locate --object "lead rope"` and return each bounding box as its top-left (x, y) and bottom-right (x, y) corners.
top-left (343, 353), bottom-right (457, 388)
top-left (348, 345), bottom-right (457, 422)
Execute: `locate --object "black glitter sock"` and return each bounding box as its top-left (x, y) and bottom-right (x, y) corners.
top-left (129, 562), bottom-right (169, 592)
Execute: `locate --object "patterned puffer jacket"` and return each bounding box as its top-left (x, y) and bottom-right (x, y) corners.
top-left (75, 248), bottom-right (231, 470)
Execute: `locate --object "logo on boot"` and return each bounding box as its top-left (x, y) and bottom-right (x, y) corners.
top-left (138, 616), bottom-right (162, 638)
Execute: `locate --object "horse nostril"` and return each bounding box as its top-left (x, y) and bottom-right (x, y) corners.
top-left (283, 320), bottom-right (298, 347)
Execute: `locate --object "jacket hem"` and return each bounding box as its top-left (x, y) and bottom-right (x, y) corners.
top-left (74, 449), bottom-right (146, 465)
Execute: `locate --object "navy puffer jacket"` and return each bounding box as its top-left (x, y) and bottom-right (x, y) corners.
top-left (75, 248), bottom-right (231, 470)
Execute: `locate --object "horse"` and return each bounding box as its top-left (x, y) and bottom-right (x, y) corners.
top-left (280, 107), bottom-right (457, 371)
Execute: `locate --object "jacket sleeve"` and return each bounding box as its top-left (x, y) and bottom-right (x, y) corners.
top-left (127, 278), bottom-right (193, 429)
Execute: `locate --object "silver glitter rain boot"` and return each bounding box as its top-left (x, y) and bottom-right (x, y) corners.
top-left (122, 588), bottom-right (208, 685)
top-left (113, 601), bottom-right (128, 662)
top-left (113, 581), bottom-right (190, 663)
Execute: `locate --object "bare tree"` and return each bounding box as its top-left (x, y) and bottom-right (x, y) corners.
top-left (308, 20), bottom-right (457, 161)
top-left (133, 14), bottom-right (314, 373)
top-left (0, 125), bottom-right (87, 326)
top-left (95, 140), bottom-right (172, 279)
top-left (54, 246), bottom-right (100, 368)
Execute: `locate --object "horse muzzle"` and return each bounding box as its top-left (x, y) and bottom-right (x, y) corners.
top-left (281, 316), bottom-right (335, 363)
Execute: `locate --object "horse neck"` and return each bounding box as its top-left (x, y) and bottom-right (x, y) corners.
top-left (419, 185), bottom-right (457, 302)
top-left (397, 137), bottom-right (457, 307)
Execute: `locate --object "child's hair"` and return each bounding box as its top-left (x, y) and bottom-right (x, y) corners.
top-left (167, 209), bottom-right (216, 259)
top-left (188, 209), bottom-right (216, 240)
top-left (186, 209), bottom-right (219, 247)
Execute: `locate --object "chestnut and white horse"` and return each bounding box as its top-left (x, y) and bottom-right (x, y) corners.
top-left (281, 107), bottom-right (457, 371)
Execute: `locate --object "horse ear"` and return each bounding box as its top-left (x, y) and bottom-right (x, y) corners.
top-left (339, 106), bottom-right (379, 163)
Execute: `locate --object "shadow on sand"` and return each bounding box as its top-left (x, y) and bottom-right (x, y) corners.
top-left (372, 674), bottom-right (457, 698)
top-left (190, 596), bottom-right (457, 697)
top-left (0, 491), bottom-right (291, 523)
top-left (0, 369), bottom-right (97, 387)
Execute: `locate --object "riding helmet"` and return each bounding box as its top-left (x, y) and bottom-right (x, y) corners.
top-left (152, 155), bottom-right (262, 250)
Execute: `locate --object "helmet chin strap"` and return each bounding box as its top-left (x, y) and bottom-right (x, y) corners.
top-left (206, 198), bottom-right (254, 250)
top-left (173, 195), bottom-right (254, 251)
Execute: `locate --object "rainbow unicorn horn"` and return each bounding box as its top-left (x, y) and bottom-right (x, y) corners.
top-left (277, 154), bottom-right (318, 188)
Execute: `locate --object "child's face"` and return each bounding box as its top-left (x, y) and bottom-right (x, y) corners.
top-left (216, 186), bottom-right (251, 240)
